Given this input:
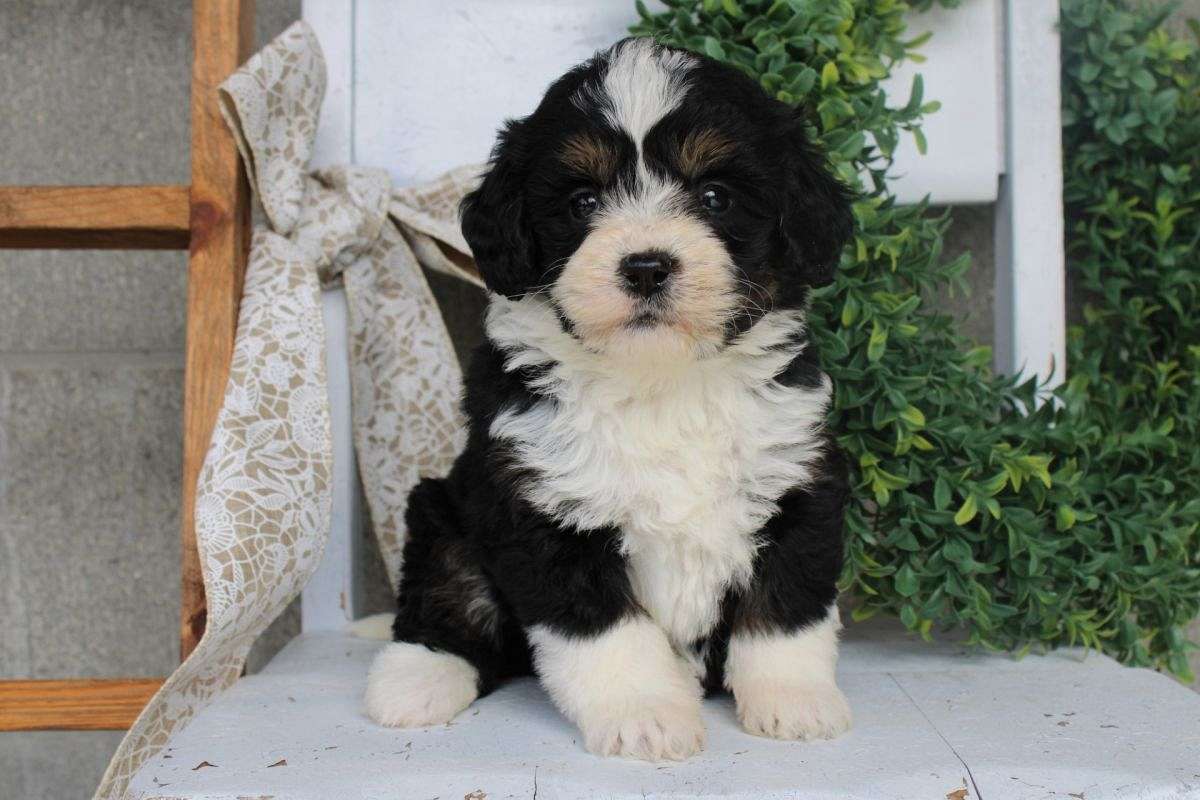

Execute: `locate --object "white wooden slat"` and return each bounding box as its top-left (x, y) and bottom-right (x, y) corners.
top-left (350, 0), bottom-right (1000, 205)
top-left (128, 624), bottom-right (1200, 798)
top-left (302, 0), bottom-right (364, 631)
top-left (301, 285), bottom-right (365, 632)
top-left (882, 0), bottom-right (1001, 205)
top-left (993, 0), bottom-right (1067, 389)
top-left (892, 660), bottom-right (1200, 799)
top-left (352, 0), bottom-right (648, 188)
top-left (303, 0), bottom-right (355, 169)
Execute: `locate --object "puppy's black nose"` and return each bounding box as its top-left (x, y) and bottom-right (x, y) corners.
top-left (618, 252), bottom-right (675, 299)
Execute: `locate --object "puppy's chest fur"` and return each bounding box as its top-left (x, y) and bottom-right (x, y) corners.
top-left (487, 298), bottom-right (830, 647)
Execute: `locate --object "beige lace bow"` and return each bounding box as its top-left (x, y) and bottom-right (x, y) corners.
top-left (95, 21), bottom-right (483, 799)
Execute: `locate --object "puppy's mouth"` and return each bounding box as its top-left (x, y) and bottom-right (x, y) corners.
top-left (628, 310), bottom-right (666, 328)
top-left (626, 298), bottom-right (673, 329)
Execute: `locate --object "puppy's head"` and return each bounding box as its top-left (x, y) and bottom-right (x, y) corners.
top-left (462, 38), bottom-right (852, 360)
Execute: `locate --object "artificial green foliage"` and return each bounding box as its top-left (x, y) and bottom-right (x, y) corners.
top-left (630, 0), bottom-right (1200, 677)
top-left (1058, 0), bottom-right (1200, 677)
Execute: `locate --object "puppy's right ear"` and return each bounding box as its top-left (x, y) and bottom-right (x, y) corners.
top-left (461, 121), bottom-right (539, 298)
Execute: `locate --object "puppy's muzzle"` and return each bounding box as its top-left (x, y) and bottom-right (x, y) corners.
top-left (618, 251), bottom-right (676, 300)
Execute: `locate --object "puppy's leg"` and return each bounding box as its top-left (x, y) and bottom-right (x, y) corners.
top-left (726, 449), bottom-right (852, 741)
top-left (495, 511), bottom-right (704, 761)
top-left (529, 616), bottom-right (705, 761)
top-left (726, 606), bottom-right (850, 741)
top-left (365, 479), bottom-right (513, 728)
top-left (365, 640), bottom-right (481, 728)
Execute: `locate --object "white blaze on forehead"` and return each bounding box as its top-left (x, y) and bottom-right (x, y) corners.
top-left (594, 38), bottom-right (694, 154)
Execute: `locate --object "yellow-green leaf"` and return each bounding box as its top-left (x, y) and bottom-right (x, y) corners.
top-left (1056, 504), bottom-right (1077, 531)
top-left (867, 320), bottom-right (888, 361)
top-left (954, 494), bottom-right (978, 526)
top-left (899, 404), bottom-right (926, 428)
top-left (985, 497), bottom-right (1002, 519)
top-left (851, 604), bottom-right (880, 622)
top-left (821, 60), bottom-right (840, 90)
top-left (911, 434), bottom-right (934, 451)
top-left (841, 294), bottom-right (860, 326)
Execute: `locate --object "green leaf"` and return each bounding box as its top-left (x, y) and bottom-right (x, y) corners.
top-left (895, 564), bottom-right (919, 597)
top-left (820, 60), bottom-right (840, 90)
top-left (934, 476), bottom-right (953, 510)
top-left (899, 405), bottom-right (926, 428)
top-left (954, 494), bottom-right (978, 526)
top-left (912, 126), bottom-right (928, 155)
top-left (851, 604), bottom-right (880, 622)
top-left (841, 294), bottom-right (860, 326)
top-left (943, 538), bottom-right (972, 565)
top-left (867, 320), bottom-right (888, 361)
top-left (903, 74), bottom-right (924, 114)
top-left (1055, 504), bottom-right (1077, 531)
top-left (985, 497), bottom-right (1002, 520)
top-left (703, 36), bottom-right (727, 60)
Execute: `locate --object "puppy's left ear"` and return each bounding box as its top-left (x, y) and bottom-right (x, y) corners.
top-left (461, 120), bottom-right (540, 298)
top-left (779, 117), bottom-right (854, 287)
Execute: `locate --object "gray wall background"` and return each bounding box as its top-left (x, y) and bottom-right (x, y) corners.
top-left (0, 3), bottom-right (301, 798)
top-left (0, 2), bottom-right (1194, 799)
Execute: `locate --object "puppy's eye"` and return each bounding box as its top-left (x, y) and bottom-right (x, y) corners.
top-left (700, 184), bottom-right (731, 214)
top-left (569, 189), bottom-right (599, 220)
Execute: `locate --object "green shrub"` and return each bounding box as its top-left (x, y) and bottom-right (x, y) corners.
top-left (1059, 0), bottom-right (1200, 677)
top-left (630, 0), bottom-right (1199, 678)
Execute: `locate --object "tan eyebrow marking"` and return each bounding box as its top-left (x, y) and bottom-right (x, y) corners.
top-left (678, 128), bottom-right (734, 176)
top-left (559, 133), bottom-right (619, 182)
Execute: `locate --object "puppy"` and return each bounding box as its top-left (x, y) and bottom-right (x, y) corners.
top-left (365, 37), bottom-right (854, 761)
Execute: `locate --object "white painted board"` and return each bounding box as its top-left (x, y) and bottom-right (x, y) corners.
top-left (992, 0), bottom-right (1067, 388)
top-left (880, 0), bottom-right (1001, 205)
top-left (128, 622), bottom-right (1200, 799)
top-left (301, 285), bottom-right (364, 631)
top-left (317, 0), bottom-right (1000, 204)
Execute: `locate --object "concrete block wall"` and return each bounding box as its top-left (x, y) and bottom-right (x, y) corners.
top-left (0, 3), bottom-right (299, 798)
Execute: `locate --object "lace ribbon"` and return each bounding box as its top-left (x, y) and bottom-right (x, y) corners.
top-left (95, 21), bottom-right (482, 798)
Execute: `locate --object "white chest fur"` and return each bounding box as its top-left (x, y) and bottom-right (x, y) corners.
top-left (487, 297), bottom-right (831, 647)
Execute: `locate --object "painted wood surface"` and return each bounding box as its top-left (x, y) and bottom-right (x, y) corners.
top-left (126, 624), bottom-right (1200, 798)
top-left (300, 0), bottom-right (364, 631)
top-left (0, 185), bottom-right (191, 249)
top-left (300, 286), bottom-right (365, 631)
top-left (993, 0), bottom-right (1067, 388)
top-left (337, 0), bottom-right (1001, 204)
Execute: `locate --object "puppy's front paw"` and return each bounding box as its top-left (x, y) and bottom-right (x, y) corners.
top-left (581, 697), bottom-right (706, 761)
top-left (364, 642), bottom-right (479, 728)
top-left (735, 680), bottom-right (851, 741)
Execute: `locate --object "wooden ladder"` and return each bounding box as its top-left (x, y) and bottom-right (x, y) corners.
top-left (0, 0), bottom-right (254, 732)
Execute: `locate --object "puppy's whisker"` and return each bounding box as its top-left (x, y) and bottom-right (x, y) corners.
top-left (733, 278), bottom-right (773, 318)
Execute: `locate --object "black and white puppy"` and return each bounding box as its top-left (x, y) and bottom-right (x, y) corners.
top-left (365, 37), bottom-right (854, 761)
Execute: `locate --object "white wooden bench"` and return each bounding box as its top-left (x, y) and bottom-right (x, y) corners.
top-left (126, 3), bottom-right (1200, 797)
top-left (129, 619), bottom-right (1200, 798)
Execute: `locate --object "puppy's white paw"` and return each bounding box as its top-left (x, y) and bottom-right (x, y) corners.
top-left (580, 696), bottom-right (706, 761)
top-left (364, 641), bottom-right (478, 728)
top-left (528, 618), bottom-right (707, 761)
top-left (735, 680), bottom-right (851, 741)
